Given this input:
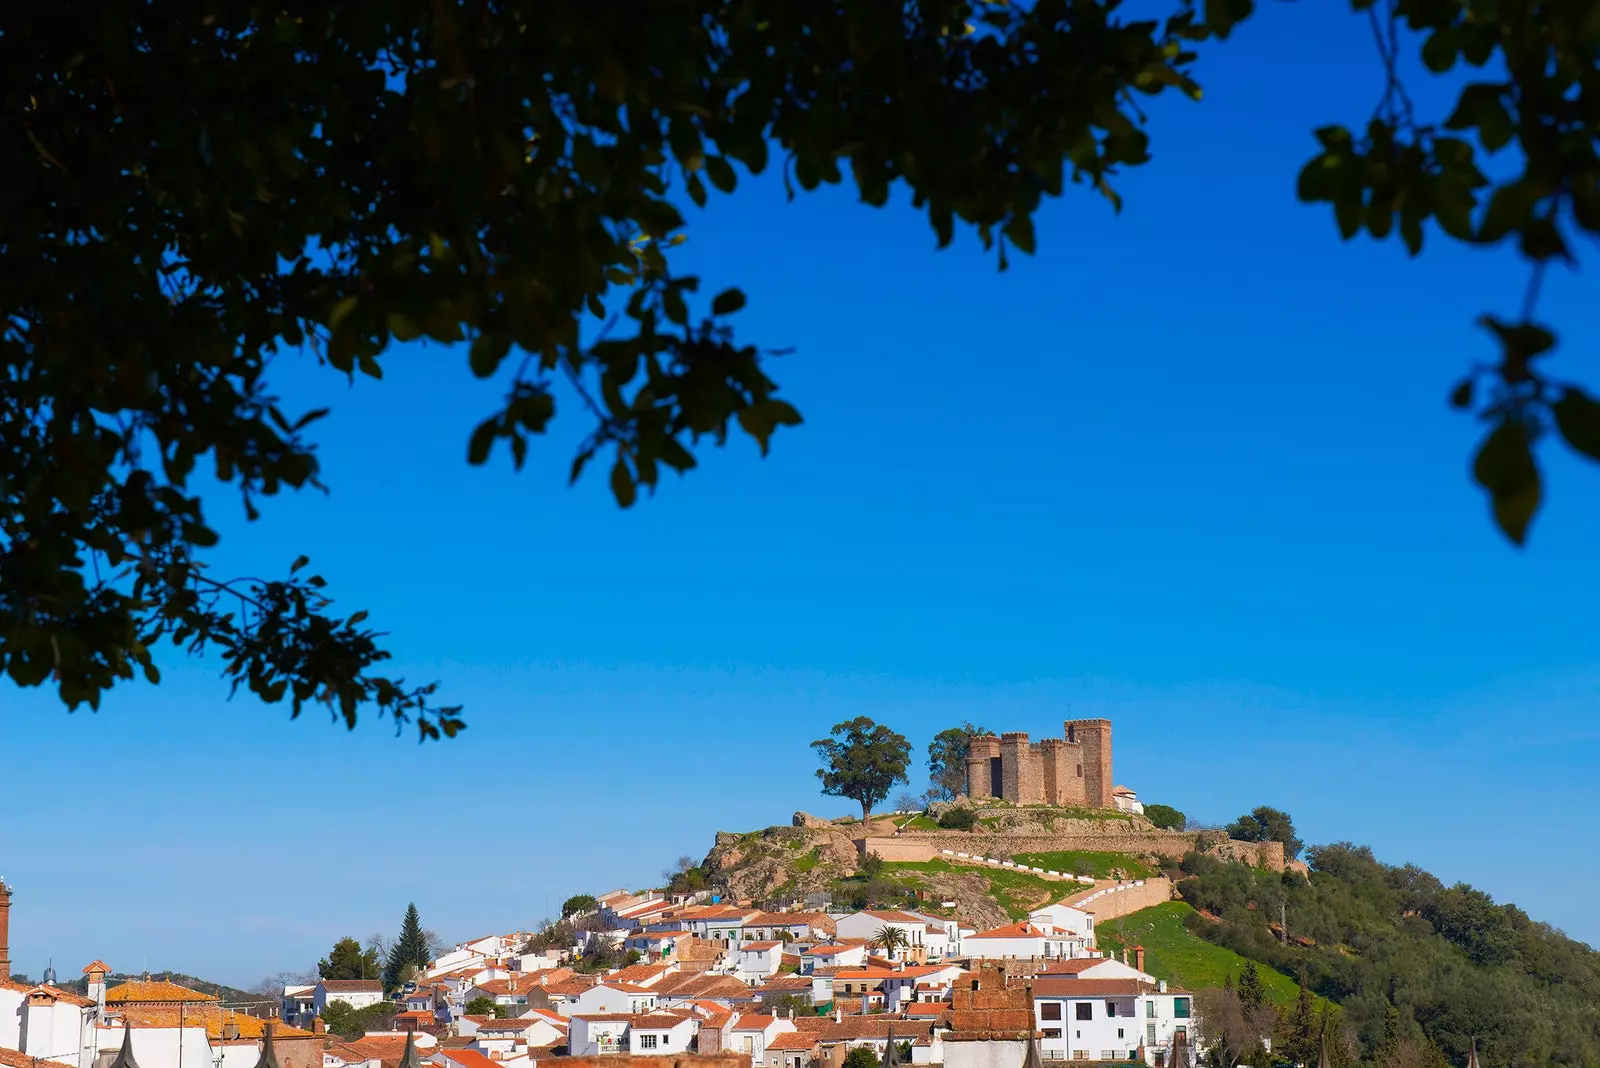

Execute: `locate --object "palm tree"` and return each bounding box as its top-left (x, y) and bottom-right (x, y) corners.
top-left (873, 925), bottom-right (909, 960)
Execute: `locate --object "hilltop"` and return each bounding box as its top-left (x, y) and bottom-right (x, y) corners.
top-left (689, 800), bottom-right (1600, 1068)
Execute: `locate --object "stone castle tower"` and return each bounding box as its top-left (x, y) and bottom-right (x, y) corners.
top-left (964, 719), bottom-right (1113, 808)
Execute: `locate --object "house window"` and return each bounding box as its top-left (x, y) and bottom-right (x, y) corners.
top-left (1106, 1001), bottom-right (1118, 1017)
top-left (1101, 1052), bottom-right (1117, 1061)
top-left (1072, 1052), bottom-right (1088, 1061)
top-left (742, 1037), bottom-right (755, 1054)
top-left (1075, 1003), bottom-right (1093, 1021)
top-left (1146, 1025), bottom-right (1157, 1046)
top-left (1043, 1030), bottom-right (1062, 1040)
top-left (1077, 765), bottom-right (1083, 777)
top-left (1145, 1003), bottom-right (1155, 1019)
top-left (1174, 999), bottom-right (1191, 1019)
top-left (1117, 1029), bottom-right (1124, 1039)
top-left (1040, 1003), bottom-right (1062, 1021)
top-left (640, 1035), bottom-right (658, 1050)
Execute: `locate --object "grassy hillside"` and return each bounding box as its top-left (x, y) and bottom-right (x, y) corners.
top-left (1011, 850), bottom-right (1153, 880)
top-left (882, 859), bottom-right (1074, 921)
top-left (1096, 901), bottom-right (1304, 1008)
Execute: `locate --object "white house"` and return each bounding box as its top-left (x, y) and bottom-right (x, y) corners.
top-left (471, 1014), bottom-right (567, 1051)
top-left (833, 912), bottom-right (935, 956)
top-left (0, 980), bottom-right (96, 1068)
top-left (1038, 955), bottom-right (1154, 983)
top-left (626, 1013), bottom-right (697, 1055)
top-left (1139, 985), bottom-right (1196, 1065)
top-left (316, 980), bottom-right (385, 1016)
top-left (799, 944), bottom-right (867, 974)
top-left (739, 913), bottom-right (836, 943)
top-left (732, 942), bottom-right (784, 984)
top-left (725, 1013), bottom-right (796, 1064)
top-left (963, 922), bottom-right (1083, 960)
top-left (567, 1014), bottom-right (632, 1057)
top-left (561, 983), bottom-right (658, 1017)
top-left (829, 965), bottom-right (964, 1013)
top-left (1027, 902), bottom-right (1096, 942)
top-left (1110, 786), bottom-right (1145, 816)
top-left (1032, 979), bottom-right (1153, 1063)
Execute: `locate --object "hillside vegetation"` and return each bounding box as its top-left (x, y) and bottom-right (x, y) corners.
top-left (1097, 901), bottom-right (1305, 1008)
top-left (1176, 845), bottom-right (1600, 1068)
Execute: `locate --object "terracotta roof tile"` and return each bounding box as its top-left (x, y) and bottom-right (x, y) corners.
top-left (107, 980), bottom-right (220, 1005)
top-left (1030, 979), bottom-right (1151, 997)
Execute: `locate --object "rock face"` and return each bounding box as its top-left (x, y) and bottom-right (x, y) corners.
top-left (701, 824), bottom-right (863, 902)
top-left (792, 811), bottom-right (831, 828)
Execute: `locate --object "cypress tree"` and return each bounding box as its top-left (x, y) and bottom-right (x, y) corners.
top-left (382, 903), bottom-right (431, 990)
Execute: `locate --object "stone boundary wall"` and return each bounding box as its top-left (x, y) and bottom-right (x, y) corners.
top-left (1066, 876), bottom-right (1175, 920)
top-left (860, 829), bottom-right (1284, 872)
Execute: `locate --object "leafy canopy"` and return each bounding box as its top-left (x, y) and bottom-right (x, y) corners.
top-left (1143, 802), bottom-right (1187, 831)
top-left (812, 716), bottom-right (913, 821)
top-left (1226, 805), bottom-right (1304, 860)
top-left (927, 723), bottom-right (990, 800)
top-left (318, 936), bottom-right (380, 981)
top-left (561, 894), bottom-right (599, 918)
top-left (6, 0), bottom-right (1599, 738)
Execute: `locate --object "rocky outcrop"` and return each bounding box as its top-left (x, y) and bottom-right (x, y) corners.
top-left (792, 811), bottom-right (831, 828)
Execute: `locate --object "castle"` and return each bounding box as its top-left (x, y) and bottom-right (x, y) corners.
top-left (965, 719), bottom-right (1114, 808)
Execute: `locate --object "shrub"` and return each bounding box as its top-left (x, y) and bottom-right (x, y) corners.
top-left (938, 807), bottom-right (977, 830)
top-left (1144, 803), bottom-right (1186, 831)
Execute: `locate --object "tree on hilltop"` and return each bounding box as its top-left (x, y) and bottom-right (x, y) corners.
top-left (382, 902), bottom-right (432, 991)
top-left (927, 724), bottom-right (990, 801)
top-left (1226, 806), bottom-right (1304, 860)
top-left (8, 1), bottom-right (1597, 737)
top-left (812, 717), bottom-right (912, 823)
top-left (561, 894), bottom-right (599, 918)
top-left (1143, 803), bottom-right (1186, 831)
top-left (318, 936), bottom-right (381, 981)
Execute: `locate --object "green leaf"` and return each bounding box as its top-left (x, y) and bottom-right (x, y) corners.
top-left (291, 555), bottom-right (310, 573)
top-left (705, 156), bottom-right (737, 194)
top-left (686, 172), bottom-right (707, 208)
top-left (1552, 390), bottom-right (1600, 462)
top-left (387, 313), bottom-right (421, 342)
top-left (470, 333), bottom-right (512, 378)
top-left (467, 419), bottom-right (498, 465)
top-left (1421, 30), bottom-right (1457, 72)
top-left (1472, 419), bottom-right (1541, 545)
top-left (711, 288), bottom-right (747, 316)
top-left (610, 455), bottom-right (637, 508)
top-left (328, 296), bottom-right (359, 331)
top-left (1478, 315), bottom-right (1555, 360)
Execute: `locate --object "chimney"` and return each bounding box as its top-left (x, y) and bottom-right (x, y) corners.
top-left (85, 960), bottom-right (110, 1016)
top-left (313, 1017), bottom-right (326, 1035)
top-left (0, 879), bottom-right (12, 982)
top-left (1134, 946), bottom-right (1146, 973)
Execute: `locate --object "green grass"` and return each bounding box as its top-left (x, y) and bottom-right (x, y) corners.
top-left (1096, 902), bottom-right (1311, 1009)
top-left (882, 859), bottom-right (1073, 922)
top-left (898, 815), bottom-right (941, 831)
top-left (1011, 850), bottom-right (1153, 880)
top-left (794, 846), bottom-right (823, 872)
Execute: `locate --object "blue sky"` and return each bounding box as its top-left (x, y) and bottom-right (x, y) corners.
top-left (5, 4), bottom-right (1598, 988)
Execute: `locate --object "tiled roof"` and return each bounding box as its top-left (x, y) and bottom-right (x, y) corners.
top-left (107, 980), bottom-right (220, 1004)
top-left (1037, 959), bottom-right (1113, 975)
top-left (114, 1007), bottom-right (316, 1040)
top-left (794, 1018), bottom-right (936, 1041)
top-left (631, 1014), bottom-right (693, 1030)
top-left (1030, 979), bottom-right (1151, 997)
top-left (323, 980), bottom-right (383, 993)
top-left (607, 964), bottom-right (671, 985)
top-left (861, 911), bottom-right (927, 924)
top-left (83, 960), bottom-right (114, 975)
top-left (0, 981), bottom-right (94, 1006)
top-left (740, 942), bottom-right (781, 951)
top-left (967, 922), bottom-right (1048, 939)
top-left (729, 1014), bottom-right (776, 1031)
top-left (834, 966), bottom-right (948, 980)
top-left (0, 1048), bottom-right (36, 1068)
top-left (767, 1033), bottom-right (820, 1051)
top-left (652, 973), bottom-right (752, 999)
top-left (903, 1004), bottom-right (950, 1018)
top-left (431, 1051), bottom-right (498, 1068)
top-left (753, 977), bottom-right (813, 993)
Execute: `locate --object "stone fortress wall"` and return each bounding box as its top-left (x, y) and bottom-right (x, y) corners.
top-left (966, 719), bottom-right (1115, 808)
top-left (861, 829), bottom-right (1285, 872)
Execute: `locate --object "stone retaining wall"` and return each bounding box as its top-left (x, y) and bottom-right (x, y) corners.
top-left (860, 829), bottom-right (1284, 871)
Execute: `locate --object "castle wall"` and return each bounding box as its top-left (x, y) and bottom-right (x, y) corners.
top-left (1039, 739), bottom-right (1085, 807)
top-left (967, 736), bottom-right (1001, 799)
top-left (860, 831), bottom-right (1285, 873)
top-left (1000, 733), bottom-right (1043, 805)
top-left (1066, 719), bottom-right (1112, 809)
